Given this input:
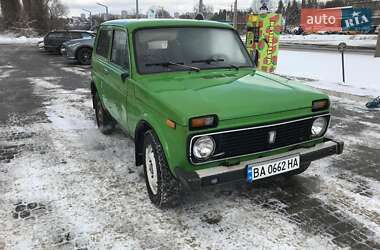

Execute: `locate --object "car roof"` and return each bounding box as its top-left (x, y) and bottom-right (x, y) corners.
top-left (50, 30), bottom-right (93, 33)
top-left (101, 19), bottom-right (233, 31)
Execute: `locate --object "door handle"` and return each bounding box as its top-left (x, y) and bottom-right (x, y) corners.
top-left (103, 68), bottom-right (109, 74)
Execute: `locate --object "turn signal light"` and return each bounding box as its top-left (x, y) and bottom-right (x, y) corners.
top-left (312, 99), bottom-right (330, 112)
top-left (189, 115), bottom-right (218, 130)
top-left (166, 119), bottom-right (176, 129)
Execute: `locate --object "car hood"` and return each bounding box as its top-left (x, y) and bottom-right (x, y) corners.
top-left (138, 70), bottom-right (328, 126)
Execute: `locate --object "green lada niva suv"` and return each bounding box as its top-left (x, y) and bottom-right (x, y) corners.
top-left (90, 19), bottom-right (344, 208)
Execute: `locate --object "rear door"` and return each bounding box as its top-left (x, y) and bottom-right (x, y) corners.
top-left (46, 32), bottom-right (65, 48)
top-left (69, 32), bottom-right (82, 41)
top-left (92, 27), bottom-right (113, 113)
top-left (103, 28), bottom-right (130, 126)
top-left (61, 32), bottom-right (72, 45)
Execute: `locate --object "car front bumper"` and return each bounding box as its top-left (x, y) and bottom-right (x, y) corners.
top-left (175, 138), bottom-right (344, 191)
top-left (61, 46), bottom-right (76, 59)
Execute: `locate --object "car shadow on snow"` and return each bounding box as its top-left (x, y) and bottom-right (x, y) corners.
top-left (179, 174), bottom-right (378, 249)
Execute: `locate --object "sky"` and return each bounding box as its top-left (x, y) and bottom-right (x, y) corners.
top-left (62, 0), bottom-right (255, 17)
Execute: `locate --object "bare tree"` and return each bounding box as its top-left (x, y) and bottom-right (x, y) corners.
top-left (155, 7), bottom-right (171, 18)
top-left (29, 0), bottom-right (49, 33)
top-left (22, 0), bottom-right (31, 17)
top-left (0, 0), bottom-right (22, 28)
top-left (46, 0), bottom-right (67, 20)
top-left (25, 0), bottom-right (67, 33)
top-left (193, 3), bottom-right (213, 19)
top-left (45, 0), bottom-right (68, 30)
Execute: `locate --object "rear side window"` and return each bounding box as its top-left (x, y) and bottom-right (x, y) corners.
top-left (96, 29), bottom-right (112, 58)
top-left (111, 30), bottom-right (129, 69)
top-left (70, 32), bottom-right (82, 39)
top-left (81, 32), bottom-right (93, 38)
top-left (48, 32), bottom-right (65, 38)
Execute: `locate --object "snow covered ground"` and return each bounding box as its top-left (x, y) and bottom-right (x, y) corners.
top-left (280, 34), bottom-right (378, 48)
top-left (0, 45), bottom-right (380, 249)
top-left (276, 49), bottom-right (380, 97)
top-left (0, 33), bottom-right (41, 45)
top-left (1, 72), bottom-right (379, 250)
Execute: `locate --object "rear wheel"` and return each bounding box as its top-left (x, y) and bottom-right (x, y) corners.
top-left (57, 45), bottom-right (63, 55)
top-left (94, 93), bottom-right (115, 134)
top-left (77, 47), bottom-right (92, 65)
top-left (143, 130), bottom-right (180, 208)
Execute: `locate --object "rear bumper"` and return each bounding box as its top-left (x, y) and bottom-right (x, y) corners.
top-left (175, 138), bottom-right (344, 191)
top-left (44, 45), bottom-right (59, 51)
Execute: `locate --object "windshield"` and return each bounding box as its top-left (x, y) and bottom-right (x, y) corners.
top-left (134, 27), bottom-right (253, 74)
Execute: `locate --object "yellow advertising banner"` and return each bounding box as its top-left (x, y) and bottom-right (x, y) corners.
top-left (246, 14), bottom-right (282, 73)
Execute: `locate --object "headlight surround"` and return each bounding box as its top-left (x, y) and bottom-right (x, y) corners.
top-left (189, 115), bottom-right (218, 130)
top-left (192, 136), bottom-right (216, 160)
top-left (312, 99), bottom-right (330, 112)
top-left (311, 117), bottom-right (328, 137)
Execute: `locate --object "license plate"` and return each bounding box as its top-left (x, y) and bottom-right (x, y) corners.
top-left (247, 155), bottom-right (300, 183)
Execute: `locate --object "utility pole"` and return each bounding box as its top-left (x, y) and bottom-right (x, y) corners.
top-left (376, 32), bottom-right (380, 58)
top-left (233, 0), bottom-right (238, 30)
top-left (230, 4), bottom-right (233, 22)
top-left (136, 0), bottom-right (139, 19)
top-left (97, 2), bottom-right (109, 21)
top-left (82, 9), bottom-right (92, 30)
top-left (199, 0), bottom-right (203, 14)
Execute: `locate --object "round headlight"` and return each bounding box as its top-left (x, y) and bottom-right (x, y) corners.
top-left (311, 117), bottom-right (328, 137)
top-left (192, 136), bottom-right (215, 159)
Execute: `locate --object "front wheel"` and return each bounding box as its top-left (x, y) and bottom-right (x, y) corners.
top-left (77, 47), bottom-right (92, 65)
top-left (143, 130), bottom-right (180, 208)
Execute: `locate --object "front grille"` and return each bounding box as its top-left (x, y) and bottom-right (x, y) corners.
top-left (190, 115), bottom-right (330, 164)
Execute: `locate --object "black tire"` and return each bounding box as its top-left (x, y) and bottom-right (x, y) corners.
top-left (284, 162), bottom-right (311, 177)
top-left (57, 45), bottom-right (63, 55)
top-left (143, 130), bottom-right (180, 208)
top-left (77, 47), bottom-right (92, 65)
top-left (94, 93), bottom-right (115, 134)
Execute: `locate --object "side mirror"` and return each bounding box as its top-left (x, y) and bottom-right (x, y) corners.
top-left (121, 71), bottom-right (129, 82)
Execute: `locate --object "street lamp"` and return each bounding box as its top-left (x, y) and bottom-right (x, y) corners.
top-left (82, 9), bottom-right (92, 30)
top-left (97, 2), bottom-right (109, 21)
top-left (136, 0), bottom-right (139, 19)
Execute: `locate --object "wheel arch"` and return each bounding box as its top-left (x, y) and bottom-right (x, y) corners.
top-left (90, 80), bottom-right (97, 109)
top-left (134, 118), bottom-right (170, 168)
top-left (75, 46), bottom-right (93, 59)
top-left (134, 120), bottom-right (153, 166)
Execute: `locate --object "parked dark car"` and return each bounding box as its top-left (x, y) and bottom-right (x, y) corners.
top-left (43, 30), bottom-right (94, 53)
top-left (61, 37), bottom-right (95, 65)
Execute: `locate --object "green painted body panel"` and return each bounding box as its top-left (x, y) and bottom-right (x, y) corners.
top-left (91, 19), bottom-right (330, 175)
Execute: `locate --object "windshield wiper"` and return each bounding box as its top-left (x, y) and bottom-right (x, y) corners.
top-left (192, 58), bottom-right (225, 64)
top-left (192, 57), bottom-right (240, 71)
top-left (191, 58), bottom-right (240, 70)
top-left (228, 64), bottom-right (240, 70)
top-left (146, 61), bottom-right (200, 72)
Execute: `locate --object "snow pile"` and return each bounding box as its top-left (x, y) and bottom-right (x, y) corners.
top-left (276, 49), bottom-right (380, 97)
top-left (0, 33), bottom-right (42, 45)
top-left (280, 34), bottom-right (378, 48)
